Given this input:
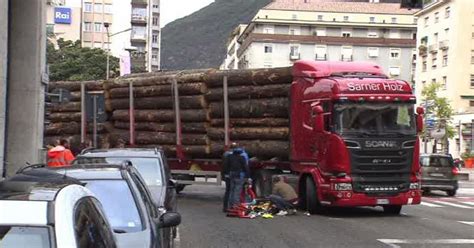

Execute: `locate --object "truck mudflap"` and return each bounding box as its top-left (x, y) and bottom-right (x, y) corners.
top-left (319, 190), bottom-right (422, 207)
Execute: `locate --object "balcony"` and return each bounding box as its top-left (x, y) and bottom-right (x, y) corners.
top-left (341, 55), bottom-right (353, 62)
top-left (152, 42), bottom-right (159, 48)
top-left (131, 14), bottom-right (147, 24)
top-left (131, 0), bottom-right (147, 5)
top-left (429, 44), bottom-right (438, 54)
top-left (315, 54), bottom-right (327, 61)
top-left (418, 45), bottom-right (427, 56)
top-left (289, 53), bottom-right (300, 60)
top-left (131, 34), bottom-right (147, 42)
top-left (439, 40), bottom-right (449, 50)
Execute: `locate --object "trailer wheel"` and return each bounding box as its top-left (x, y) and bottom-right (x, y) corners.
top-left (383, 205), bottom-right (402, 215)
top-left (253, 170), bottom-right (274, 197)
top-left (305, 177), bottom-right (324, 214)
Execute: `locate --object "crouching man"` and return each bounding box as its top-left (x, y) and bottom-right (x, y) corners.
top-left (269, 176), bottom-right (298, 215)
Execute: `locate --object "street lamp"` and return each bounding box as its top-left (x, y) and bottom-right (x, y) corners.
top-left (104, 22), bottom-right (132, 80)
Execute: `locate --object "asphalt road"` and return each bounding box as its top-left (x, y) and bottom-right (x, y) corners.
top-left (175, 181), bottom-right (474, 248)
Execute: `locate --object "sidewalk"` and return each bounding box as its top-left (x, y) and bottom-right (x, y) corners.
top-left (459, 168), bottom-right (474, 181)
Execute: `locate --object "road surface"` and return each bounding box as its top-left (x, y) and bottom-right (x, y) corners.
top-left (175, 181), bottom-right (474, 248)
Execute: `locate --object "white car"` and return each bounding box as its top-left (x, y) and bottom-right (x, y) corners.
top-left (0, 170), bottom-right (117, 248)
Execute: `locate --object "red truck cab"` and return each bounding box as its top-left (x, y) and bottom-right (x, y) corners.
top-left (290, 60), bottom-right (423, 214)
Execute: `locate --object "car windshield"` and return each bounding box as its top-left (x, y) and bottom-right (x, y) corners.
top-left (83, 180), bottom-right (143, 233)
top-left (0, 226), bottom-right (51, 248)
top-left (75, 157), bottom-right (163, 186)
top-left (106, 158), bottom-right (163, 186)
top-left (334, 103), bottom-right (416, 136)
top-left (420, 156), bottom-right (453, 167)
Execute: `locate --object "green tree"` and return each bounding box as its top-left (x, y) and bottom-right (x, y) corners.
top-left (421, 82), bottom-right (455, 152)
top-left (47, 39), bottom-right (119, 81)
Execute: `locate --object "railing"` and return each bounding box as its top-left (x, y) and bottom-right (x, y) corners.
top-left (289, 53), bottom-right (300, 60)
top-left (341, 55), bottom-right (353, 62)
top-left (131, 14), bottom-right (147, 22)
top-left (439, 40), bottom-right (449, 50)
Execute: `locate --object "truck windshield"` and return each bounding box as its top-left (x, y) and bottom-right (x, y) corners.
top-left (334, 103), bottom-right (416, 136)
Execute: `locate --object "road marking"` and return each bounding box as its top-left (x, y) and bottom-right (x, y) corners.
top-left (459, 221), bottom-right (474, 226)
top-left (420, 202), bottom-right (443, 207)
top-left (432, 200), bottom-right (474, 209)
top-left (378, 239), bottom-right (474, 248)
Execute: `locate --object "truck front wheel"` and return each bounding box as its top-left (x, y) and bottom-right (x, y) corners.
top-left (383, 205), bottom-right (402, 215)
top-left (305, 177), bottom-right (324, 214)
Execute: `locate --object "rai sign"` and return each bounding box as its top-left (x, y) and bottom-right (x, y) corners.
top-left (54, 7), bottom-right (71, 24)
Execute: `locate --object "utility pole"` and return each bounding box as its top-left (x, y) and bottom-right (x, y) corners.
top-left (103, 23), bottom-right (132, 80)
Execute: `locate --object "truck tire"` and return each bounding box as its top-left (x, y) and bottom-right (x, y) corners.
top-left (383, 205), bottom-right (402, 215)
top-left (446, 189), bottom-right (456, 197)
top-left (253, 170), bottom-right (274, 197)
top-left (305, 177), bottom-right (324, 214)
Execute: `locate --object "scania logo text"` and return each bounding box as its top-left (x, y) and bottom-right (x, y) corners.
top-left (365, 141), bottom-right (398, 148)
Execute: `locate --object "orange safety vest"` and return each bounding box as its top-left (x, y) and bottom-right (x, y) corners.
top-left (47, 146), bottom-right (75, 167)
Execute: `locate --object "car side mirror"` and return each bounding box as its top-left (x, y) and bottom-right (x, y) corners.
top-left (416, 107), bottom-right (424, 133)
top-left (312, 105), bottom-right (324, 133)
top-left (159, 212), bottom-right (181, 228)
top-left (167, 179), bottom-right (177, 189)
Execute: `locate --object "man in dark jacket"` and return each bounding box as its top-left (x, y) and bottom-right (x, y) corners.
top-left (223, 148), bottom-right (250, 211)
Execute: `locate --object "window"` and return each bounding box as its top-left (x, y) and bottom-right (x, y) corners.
top-left (46, 24), bottom-right (54, 37)
top-left (84, 180), bottom-right (143, 233)
top-left (391, 17), bottom-right (397, 23)
top-left (0, 226), bottom-right (51, 248)
top-left (152, 34), bottom-right (158, 43)
top-left (342, 31), bottom-right (351, 38)
top-left (422, 80), bottom-right (426, 85)
top-left (74, 198), bottom-right (115, 248)
top-left (471, 50), bottom-right (474, 64)
top-left (292, 14), bottom-right (297, 20)
top-left (104, 4), bottom-right (112, 13)
top-left (317, 15), bottom-right (323, 21)
top-left (389, 67), bottom-right (401, 76)
top-left (93, 42), bottom-right (102, 48)
top-left (369, 17), bottom-right (375, 23)
top-left (264, 44), bottom-right (273, 53)
top-left (471, 74), bottom-right (474, 88)
top-left (289, 26), bottom-right (300, 35)
top-left (263, 25), bottom-right (274, 34)
top-left (434, 12), bottom-right (439, 23)
top-left (94, 22), bottom-right (102, 32)
top-left (432, 54), bottom-right (437, 68)
top-left (389, 29), bottom-right (400, 39)
top-left (442, 51), bottom-right (448, 66)
top-left (152, 17), bottom-right (158, 26)
top-left (290, 45), bottom-right (299, 56)
top-left (315, 45), bottom-right (327, 60)
top-left (390, 48), bottom-right (401, 59)
top-left (131, 26), bottom-right (146, 39)
top-left (424, 17), bottom-right (429, 27)
top-left (94, 3), bottom-right (102, 13)
top-left (422, 61), bottom-right (427, 72)
top-left (367, 47), bottom-right (379, 58)
top-left (367, 30), bottom-right (378, 38)
top-left (434, 33), bottom-right (438, 43)
top-left (341, 46), bottom-right (352, 61)
top-left (445, 28), bottom-right (449, 37)
top-left (315, 28), bottom-right (326, 36)
top-left (445, 7), bottom-right (450, 18)
top-left (132, 8), bottom-right (147, 21)
top-left (470, 100), bottom-right (474, 107)
top-left (84, 3), bottom-right (92, 12)
top-left (84, 22), bottom-right (92, 32)
top-left (153, 4), bottom-right (159, 9)
top-left (343, 16), bottom-right (349, 21)
top-left (130, 173), bottom-right (158, 219)
top-left (442, 76), bottom-right (447, 89)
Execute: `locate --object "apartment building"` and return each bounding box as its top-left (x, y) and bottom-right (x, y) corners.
top-left (82, 0), bottom-right (114, 50)
top-left (46, 0), bottom-right (81, 43)
top-left (221, 24), bottom-right (247, 70)
top-left (233, 0), bottom-right (418, 82)
top-left (414, 0), bottom-right (474, 157)
top-left (130, 0), bottom-right (161, 72)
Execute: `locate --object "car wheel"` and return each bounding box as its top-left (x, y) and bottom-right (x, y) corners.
top-left (305, 177), bottom-right (324, 214)
top-left (383, 205), bottom-right (402, 215)
top-left (447, 190), bottom-right (456, 197)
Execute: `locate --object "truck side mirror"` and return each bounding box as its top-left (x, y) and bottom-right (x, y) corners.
top-left (416, 107), bottom-right (424, 133)
top-left (312, 106), bottom-right (324, 133)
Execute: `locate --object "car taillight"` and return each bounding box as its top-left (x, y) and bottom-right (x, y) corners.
top-left (451, 167), bottom-right (459, 175)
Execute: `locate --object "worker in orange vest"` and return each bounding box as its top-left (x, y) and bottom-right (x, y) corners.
top-left (47, 139), bottom-right (75, 167)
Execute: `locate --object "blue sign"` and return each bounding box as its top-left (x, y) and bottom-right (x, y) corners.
top-left (54, 7), bottom-right (71, 24)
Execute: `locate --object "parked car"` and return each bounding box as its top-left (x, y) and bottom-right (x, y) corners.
top-left (74, 148), bottom-right (178, 213)
top-left (420, 154), bottom-right (459, 196)
top-left (0, 169), bottom-right (117, 248)
top-left (53, 163), bottom-right (180, 248)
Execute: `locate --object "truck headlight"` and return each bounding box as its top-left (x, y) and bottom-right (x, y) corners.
top-left (409, 182), bottom-right (420, 190)
top-left (334, 183), bottom-right (352, 191)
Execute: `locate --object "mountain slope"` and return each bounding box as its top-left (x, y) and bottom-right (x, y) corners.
top-left (161, 0), bottom-right (272, 70)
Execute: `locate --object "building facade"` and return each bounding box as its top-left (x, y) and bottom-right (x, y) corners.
top-left (233, 0), bottom-right (418, 82)
top-left (130, 0), bottom-right (161, 72)
top-left (414, 0), bottom-right (474, 157)
top-left (221, 24), bottom-right (247, 70)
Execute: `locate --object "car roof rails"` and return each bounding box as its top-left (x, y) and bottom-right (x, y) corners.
top-left (16, 163), bottom-right (46, 174)
top-left (80, 147), bottom-right (97, 155)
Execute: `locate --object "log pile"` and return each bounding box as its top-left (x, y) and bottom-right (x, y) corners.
top-left (45, 67), bottom-right (293, 160)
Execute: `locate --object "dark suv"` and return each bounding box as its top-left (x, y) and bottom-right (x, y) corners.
top-left (420, 154), bottom-right (459, 196)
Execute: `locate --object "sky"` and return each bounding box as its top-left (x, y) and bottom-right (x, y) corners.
top-left (160, 0), bottom-right (215, 27)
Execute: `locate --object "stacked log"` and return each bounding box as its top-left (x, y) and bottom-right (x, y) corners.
top-left (205, 67), bottom-right (292, 160)
top-left (105, 71), bottom-right (212, 156)
top-left (45, 80), bottom-right (110, 148)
